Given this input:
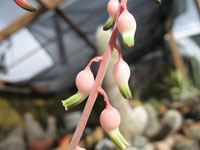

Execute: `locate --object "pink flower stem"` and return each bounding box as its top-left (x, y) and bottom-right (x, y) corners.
top-left (115, 43), bottom-right (122, 59)
top-left (68, 1), bottom-right (127, 149)
top-left (121, 0), bottom-right (127, 10)
top-left (98, 87), bottom-right (111, 106)
top-left (86, 56), bottom-right (103, 69)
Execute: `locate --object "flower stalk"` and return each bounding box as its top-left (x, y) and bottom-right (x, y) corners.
top-left (67, 0), bottom-right (134, 149)
top-left (98, 87), bottom-right (111, 106)
top-left (86, 56), bottom-right (103, 69)
top-left (68, 18), bottom-right (119, 150)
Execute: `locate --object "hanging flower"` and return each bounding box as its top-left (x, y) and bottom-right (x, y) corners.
top-left (100, 105), bottom-right (130, 150)
top-left (103, 0), bottom-right (120, 30)
top-left (62, 68), bottom-right (94, 110)
top-left (13, 0), bottom-right (37, 12)
top-left (117, 10), bottom-right (136, 48)
top-left (113, 58), bottom-right (132, 99)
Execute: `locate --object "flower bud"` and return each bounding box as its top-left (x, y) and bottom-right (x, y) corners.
top-left (14, 0), bottom-right (37, 12)
top-left (103, 0), bottom-right (120, 30)
top-left (100, 105), bottom-right (130, 150)
top-left (62, 68), bottom-right (94, 110)
top-left (117, 10), bottom-right (136, 48)
top-left (113, 58), bottom-right (132, 99)
top-left (100, 105), bottom-right (120, 132)
top-left (76, 68), bottom-right (95, 95)
top-left (154, 0), bottom-right (161, 4)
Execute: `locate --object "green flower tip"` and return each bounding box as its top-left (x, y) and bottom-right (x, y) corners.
top-left (122, 35), bottom-right (135, 48)
top-left (26, 6), bottom-right (37, 12)
top-left (119, 84), bottom-right (132, 99)
top-left (62, 92), bottom-right (87, 111)
top-left (109, 128), bottom-right (130, 150)
top-left (154, 0), bottom-right (161, 4)
top-left (14, 0), bottom-right (37, 12)
top-left (103, 18), bottom-right (115, 31)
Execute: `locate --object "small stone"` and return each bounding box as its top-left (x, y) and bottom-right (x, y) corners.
top-left (153, 136), bottom-right (175, 150)
top-left (127, 144), bottom-right (154, 150)
top-left (95, 138), bottom-right (117, 150)
top-left (85, 127), bottom-right (104, 149)
top-left (0, 127), bottom-right (25, 150)
top-left (63, 111), bottom-right (81, 132)
top-left (185, 125), bottom-right (200, 142)
top-left (130, 136), bottom-right (154, 150)
top-left (132, 136), bottom-right (147, 148)
top-left (173, 135), bottom-right (199, 150)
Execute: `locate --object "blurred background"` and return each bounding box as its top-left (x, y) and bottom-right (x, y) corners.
top-left (0, 0), bottom-right (200, 149)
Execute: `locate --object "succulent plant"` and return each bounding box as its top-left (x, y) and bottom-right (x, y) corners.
top-left (131, 105), bottom-right (148, 136)
top-left (150, 110), bottom-right (182, 141)
top-left (163, 110), bottom-right (182, 133)
top-left (143, 104), bottom-right (160, 137)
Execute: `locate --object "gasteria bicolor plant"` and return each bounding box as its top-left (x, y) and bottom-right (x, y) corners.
top-left (65, 0), bottom-right (136, 149)
top-left (14, 0), bottom-right (137, 149)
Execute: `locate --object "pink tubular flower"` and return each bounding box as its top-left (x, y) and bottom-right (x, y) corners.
top-left (103, 0), bottom-right (120, 30)
top-left (113, 58), bottom-right (132, 99)
top-left (117, 10), bottom-right (136, 48)
top-left (100, 105), bottom-right (130, 150)
top-left (13, 0), bottom-right (37, 12)
top-left (62, 68), bottom-right (94, 110)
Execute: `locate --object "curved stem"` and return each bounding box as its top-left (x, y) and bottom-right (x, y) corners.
top-left (121, 0), bottom-right (127, 10)
top-left (115, 43), bottom-right (122, 59)
top-left (98, 87), bottom-right (111, 106)
top-left (86, 56), bottom-right (103, 69)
